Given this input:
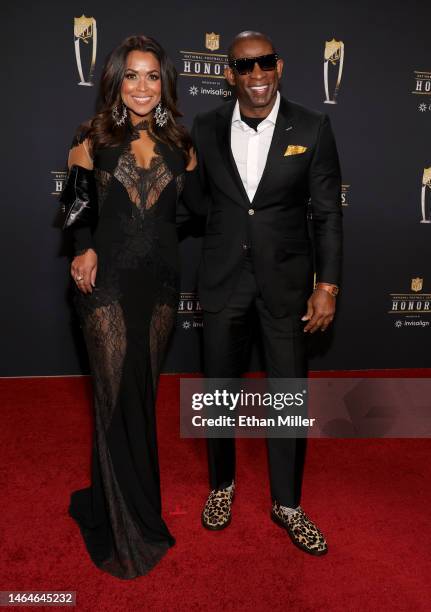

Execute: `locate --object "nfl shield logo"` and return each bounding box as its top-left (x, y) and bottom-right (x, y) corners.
top-left (205, 32), bottom-right (220, 51)
top-left (411, 277), bottom-right (423, 292)
top-left (74, 14), bottom-right (95, 40)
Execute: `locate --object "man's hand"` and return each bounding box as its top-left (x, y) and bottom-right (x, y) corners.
top-left (70, 249), bottom-right (98, 294)
top-left (302, 288), bottom-right (336, 333)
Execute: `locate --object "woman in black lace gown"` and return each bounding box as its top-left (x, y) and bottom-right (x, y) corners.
top-left (65, 35), bottom-right (200, 579)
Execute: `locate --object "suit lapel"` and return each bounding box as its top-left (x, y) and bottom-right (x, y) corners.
top-left (216, 103), bottom-right (250, 208)
top-left (214, 96), bottom-right (294, 208)
top-left (251, 97), bottom-right (291, 206)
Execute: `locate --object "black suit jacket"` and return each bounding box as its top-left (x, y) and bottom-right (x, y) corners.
top-left (188, 95), bottom-right (342, 317)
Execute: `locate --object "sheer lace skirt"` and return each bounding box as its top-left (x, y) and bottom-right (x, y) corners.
top-left (69, 272), bottom-right (177, 579)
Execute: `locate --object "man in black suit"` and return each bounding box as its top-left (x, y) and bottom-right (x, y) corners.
top-left (190, 31), bottom-right (342, 556)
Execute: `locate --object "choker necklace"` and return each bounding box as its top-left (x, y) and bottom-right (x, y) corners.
top-left (130, 119), bottom-right (149, 140)
top-left (134, 119), bottom-right (149, 130)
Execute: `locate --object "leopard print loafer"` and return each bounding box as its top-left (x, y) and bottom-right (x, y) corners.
top-left (271, 502), bottom-right (328, 556)
top-left (201, 482), bottom-right (235, 530)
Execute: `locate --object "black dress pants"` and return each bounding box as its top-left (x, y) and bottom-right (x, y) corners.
top-left (203, 255), bottom-right (308, 508)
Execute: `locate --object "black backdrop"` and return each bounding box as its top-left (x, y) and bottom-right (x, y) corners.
top-left (2, 0), bottom-right (430, 377)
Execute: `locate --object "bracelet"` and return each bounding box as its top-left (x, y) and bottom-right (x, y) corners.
top-left (315, 283), bottom-right (339, 297)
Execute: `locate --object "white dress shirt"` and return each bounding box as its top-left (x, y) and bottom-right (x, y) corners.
top-left (230, 91), bottom-right (280, 202)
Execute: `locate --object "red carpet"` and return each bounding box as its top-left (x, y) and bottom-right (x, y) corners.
top-left (1, 374), bottom-right (431, 611)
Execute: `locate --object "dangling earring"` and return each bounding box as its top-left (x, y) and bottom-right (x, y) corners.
top-left (154, 102), bottom-right (168, 127)
top-left (112, 103), bottom-right (127, 126)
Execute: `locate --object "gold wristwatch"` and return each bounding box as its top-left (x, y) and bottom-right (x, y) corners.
top-left (315, 283), bottom-right (339, 297)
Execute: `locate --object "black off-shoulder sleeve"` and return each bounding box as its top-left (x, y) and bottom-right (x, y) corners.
top-left (64, 123), bottom-right (96, 255)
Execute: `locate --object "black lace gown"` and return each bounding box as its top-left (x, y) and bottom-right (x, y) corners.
top-left (68, 122), bottom-right (187, 579)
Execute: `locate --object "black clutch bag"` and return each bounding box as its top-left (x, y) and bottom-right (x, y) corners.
top-left (59, 165), bottom-right (98, 230)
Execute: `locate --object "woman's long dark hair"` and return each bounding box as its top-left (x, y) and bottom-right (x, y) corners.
top-left (86, 35), bottom-right (191, 159)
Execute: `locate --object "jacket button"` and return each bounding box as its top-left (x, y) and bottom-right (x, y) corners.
top-left (248, 209), bottom-right (255, 216)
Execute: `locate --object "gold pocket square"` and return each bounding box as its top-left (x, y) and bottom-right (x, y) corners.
top-left (284, 145), bottom-right (308, 156)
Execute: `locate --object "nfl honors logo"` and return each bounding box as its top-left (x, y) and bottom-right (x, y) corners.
top-left (179, 32), bottom-right (231, 98)
top-left (177, 292), bottom-right (203, 330)
top-left (51, 170), bottom-right (67, 196)
top-left (341, 184), bottom-right (350, 207)
top-left (412, 71), bottom-right (431, 95)
top-left (389, 277), bottom-right (430, 328)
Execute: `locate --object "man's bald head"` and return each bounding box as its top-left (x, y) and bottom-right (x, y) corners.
top-left (228, 31), bottom-right (275, 60)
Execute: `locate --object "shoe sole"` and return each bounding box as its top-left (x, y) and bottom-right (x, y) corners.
top-left (201, 492), bottom-right (234, 531)
top-left (270, 511), bottom-right (328, 556)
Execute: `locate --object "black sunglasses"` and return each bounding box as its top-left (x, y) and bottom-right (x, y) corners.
top-left (229, 53), bottom-right (279, 75)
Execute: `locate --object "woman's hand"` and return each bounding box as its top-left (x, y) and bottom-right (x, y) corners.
top-left (186, 147), bottom-right (197, 171)
top-left (71, 249), bottom-right (98, 294)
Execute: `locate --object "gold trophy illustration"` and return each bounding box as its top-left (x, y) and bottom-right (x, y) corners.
top-left (324, 38), bottom-right (344, 104)
top-left (74, 15), bottom-right (97, 86)
top-left (420, 167), bottom-right (431, 223)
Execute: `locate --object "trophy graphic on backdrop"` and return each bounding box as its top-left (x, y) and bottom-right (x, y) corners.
top-left (323, 38), bottom-right (344, 104)
top-left (74, 15), bottom-right (97, 86)
top-left (420, 167), bottom-right (431, 223)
